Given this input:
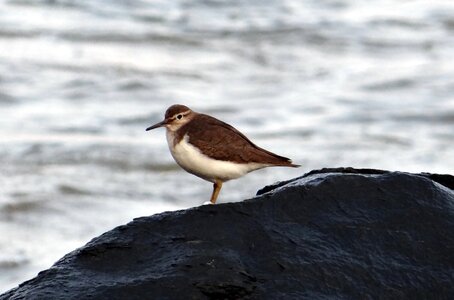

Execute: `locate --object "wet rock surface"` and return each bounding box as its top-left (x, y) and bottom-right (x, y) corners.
top-left (2, 168), bottom-right (453, 299)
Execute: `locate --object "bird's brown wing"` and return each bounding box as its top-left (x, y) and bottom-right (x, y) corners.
top-left (180, 114), bottom-right (297, 166)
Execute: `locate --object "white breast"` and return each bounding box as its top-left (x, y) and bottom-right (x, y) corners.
top-left (166, 131), bottom-right (267, 182)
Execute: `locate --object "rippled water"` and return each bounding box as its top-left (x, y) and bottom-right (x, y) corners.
top-left (1, 0), bottom-right (454, 292)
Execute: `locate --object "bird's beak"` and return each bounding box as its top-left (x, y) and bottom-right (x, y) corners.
top-left (146, 119), bottom-right (167, 131)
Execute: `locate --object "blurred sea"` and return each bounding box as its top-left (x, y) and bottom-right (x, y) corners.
top-left (1, 0), bottom-right (454, 292)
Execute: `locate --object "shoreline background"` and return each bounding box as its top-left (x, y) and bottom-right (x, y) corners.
top-left (1, 0), bottom-right (453, 292)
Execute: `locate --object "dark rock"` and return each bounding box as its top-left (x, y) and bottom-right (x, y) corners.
top-left (2, 168), bottom-right (454, 300)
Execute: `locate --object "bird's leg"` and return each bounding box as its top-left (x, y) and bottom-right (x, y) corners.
top-left (210, 180), bottom-right (223, 204)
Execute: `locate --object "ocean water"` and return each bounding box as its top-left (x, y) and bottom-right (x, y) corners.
top-left (1, 0), bottom-right (453, 292)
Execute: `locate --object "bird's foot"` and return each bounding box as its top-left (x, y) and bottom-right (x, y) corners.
top-left (202, 201), bottom-right (214, 205)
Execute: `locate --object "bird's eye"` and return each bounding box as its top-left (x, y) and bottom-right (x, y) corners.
top-left (177, 114), bottom-right (183, 120)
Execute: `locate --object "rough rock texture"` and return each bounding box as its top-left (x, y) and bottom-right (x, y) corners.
top-left (2, 168), bottom-right (454, 300)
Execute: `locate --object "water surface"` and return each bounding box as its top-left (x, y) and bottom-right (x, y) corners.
top-left (1, 0), bottom-right (454, 292)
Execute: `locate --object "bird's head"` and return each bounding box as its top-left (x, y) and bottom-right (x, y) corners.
top-left (146, 104), bottom-right (194, 132)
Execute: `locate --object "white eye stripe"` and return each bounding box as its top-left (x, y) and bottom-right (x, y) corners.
top-left (174, 110), bottom-right (190, 120)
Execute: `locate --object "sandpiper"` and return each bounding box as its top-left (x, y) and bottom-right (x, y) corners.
top-left (146, 104), bottom-right (300, 204)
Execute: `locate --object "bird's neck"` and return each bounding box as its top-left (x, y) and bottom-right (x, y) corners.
top-left (166, 128), bottom-right (188, 149)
